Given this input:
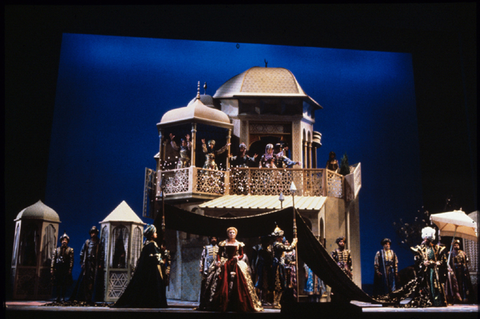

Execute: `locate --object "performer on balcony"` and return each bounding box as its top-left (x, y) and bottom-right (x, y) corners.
top-left (198, 236), bottom-right (219, 310)
top-left (113, 224), bottom-right (169, 308)
top-left (259, 144), bottom-right (275, 168)
top-left (162, 134), bottom-right (180, 170)
top-left (271, 225), bottom-right (297, 309)
top-left (326, 151), bottom-right (339, 172)
top-left (201, 139), bottom-right (230, 170)
top-left (210, 227), bottom-right (263, 312)
top-left (51, 232), bottom-right (74, 303)
top-left (230, 143), bottom-right (257, 168)
top-left (169, 133), bottom-right (191, 169)
top-left (274, 143), bottom-right (301, 168)
top-left (410, 226), bottom-right (447, 307)
top-left (373, 238), bottom-right (399, 297)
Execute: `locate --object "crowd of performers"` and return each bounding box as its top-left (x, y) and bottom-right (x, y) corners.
top-left (49, 223), bottom-right (474, 310)
top-left (197, 225), bottom-right (300, 312)
top-left (385, 226), bottom-right (474, 307)
top-left (163, 133), bottom-right (301, 170)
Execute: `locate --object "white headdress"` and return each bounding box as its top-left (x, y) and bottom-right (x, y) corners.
top-left (421, 226), bottom-right (436, 240)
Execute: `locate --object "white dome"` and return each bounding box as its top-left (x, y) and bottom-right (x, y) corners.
top-left (213, 66), bottom-right (321, 109)
top-left (15, 200), bottom-right (60, 223)
top-left (159, 95), bottom-right (231, 128)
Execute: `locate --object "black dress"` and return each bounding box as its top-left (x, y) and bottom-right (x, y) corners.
top-left (113, 240), bottom-right (168, 308)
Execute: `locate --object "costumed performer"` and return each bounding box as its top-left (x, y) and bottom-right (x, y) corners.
top-left (113, 224), bottom-right (169, 308)
top-left (410, 226), bottom-right (447, 307)
top-left (51, 232), bottom-right (74, 303)
top-left (271, 225), bottom-right (297, 309)
top-left (197, 236), bottom-right (219, 310)
top-left (373, 238), bottom-right (399, 297)
top-left (449, 239), bottom-right (473, 303)
top-left (69, 226), bottom-right (104, 304)
top-left (211, 227), bottom-right (263, 312)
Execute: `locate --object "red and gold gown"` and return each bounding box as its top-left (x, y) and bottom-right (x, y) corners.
top-left (210, 240), bottom-right (263, 312)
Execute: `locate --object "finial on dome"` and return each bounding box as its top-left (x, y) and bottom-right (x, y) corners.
top-left (203, 82), bottom-right (207, 95)
top-left (264, 59), bottom-right (268, 67)
top-left (196, 81), bottom-right (201, 100)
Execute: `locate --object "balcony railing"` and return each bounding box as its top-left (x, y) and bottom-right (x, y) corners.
top-left (159, 167), bottom-right (346, 199)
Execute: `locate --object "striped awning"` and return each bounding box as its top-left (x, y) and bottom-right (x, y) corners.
top-left (198, 195), bottom-right (327, 211)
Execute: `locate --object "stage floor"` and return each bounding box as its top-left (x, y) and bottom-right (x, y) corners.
top-left (4, 299), bottom-right (479, 319)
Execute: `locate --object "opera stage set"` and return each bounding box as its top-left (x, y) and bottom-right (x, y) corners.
top-left (5, 4), bottom-right (476, 319)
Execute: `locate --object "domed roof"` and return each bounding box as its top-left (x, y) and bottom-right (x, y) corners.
top-left (189, 94), bottom-right (215, 108)
top-left (159, 93), bottom-right (232, 129)
top-left (15, 200), bottom-right (60, 223)
top-left (213, 66), bottom-right (321, 108)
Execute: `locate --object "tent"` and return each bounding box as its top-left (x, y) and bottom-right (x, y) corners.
top-left (154, 204), bottom-right (375, 303)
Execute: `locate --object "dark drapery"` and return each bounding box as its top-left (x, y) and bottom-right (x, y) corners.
top-left (154, 204), bottom-right (375, 303)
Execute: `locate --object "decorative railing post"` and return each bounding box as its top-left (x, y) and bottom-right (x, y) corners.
top-left (224, 170), bottom-right (230, 195)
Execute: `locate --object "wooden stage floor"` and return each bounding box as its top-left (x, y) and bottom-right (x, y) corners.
top-left (4, 299), bottom-right (479, 319)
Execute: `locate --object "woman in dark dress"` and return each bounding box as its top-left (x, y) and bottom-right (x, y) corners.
top-left (113, 224), bottom-right (169, 308)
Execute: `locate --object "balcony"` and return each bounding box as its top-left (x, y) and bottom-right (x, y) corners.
top-left (157, 165), bottom-right (361, 201)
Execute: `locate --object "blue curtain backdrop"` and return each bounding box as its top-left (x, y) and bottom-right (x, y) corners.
top-left (46, 33), bottom-right (421, 287)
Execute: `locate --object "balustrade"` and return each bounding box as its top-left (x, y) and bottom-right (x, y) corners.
top-left (159, 167), bottom-right (345, 199)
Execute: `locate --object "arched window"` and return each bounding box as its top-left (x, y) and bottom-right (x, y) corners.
top-left (20, 222), bottom-right (38, 266)
top-left (131, 226), bottom-right (143, 270)
top-left (111, 225), bottom-right (129, 268)
top-left (101, 225), bottom-right (109, 268)
top-left (42, 224), bottom-right (56, 266)
top-left (12, 224), bottom-right (21, 266)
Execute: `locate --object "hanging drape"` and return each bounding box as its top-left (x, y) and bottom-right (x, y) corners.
top-left (154, 204), bottom-right (375, 303)
top-left (110, 225), bottom-right (129, 268)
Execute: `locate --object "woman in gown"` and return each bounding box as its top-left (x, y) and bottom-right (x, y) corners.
top-left (113, 224), bottom-right (169, 308)
top-left (211, 227), bottom-right (263, 312)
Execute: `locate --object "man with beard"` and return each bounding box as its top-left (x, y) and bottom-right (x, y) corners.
top-left (330, 236), bottom-right (353, 303)
top-left (373, 238), bottom-right (399, 297)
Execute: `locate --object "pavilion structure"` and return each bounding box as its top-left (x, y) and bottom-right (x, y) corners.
top-left (144, 66), bottom-right (362, 301)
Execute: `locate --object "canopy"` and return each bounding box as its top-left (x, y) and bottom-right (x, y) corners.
top-left (430, 210), bottom-right (477, 241)
top-left (154, 204), bottom-right (375, 303)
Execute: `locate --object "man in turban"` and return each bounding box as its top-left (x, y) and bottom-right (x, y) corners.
top-left (410, 226), bottom-right (447, 307)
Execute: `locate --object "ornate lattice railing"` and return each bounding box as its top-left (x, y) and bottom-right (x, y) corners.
top-left (303, 169), bottom-right (326, 197)
top-left (161, 168), bottom-right (191, 194)
top-left (160, 167), bottom-right (225, 196)
top-left (160, 167), bottom-right (344, 198)
top-left (195, 168), bottom-right (225, 195)
top-left (326, 169), bottom-right (343, 198)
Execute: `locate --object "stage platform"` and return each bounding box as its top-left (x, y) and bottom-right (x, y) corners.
top-left (4, 299), bottom-right (478, 319)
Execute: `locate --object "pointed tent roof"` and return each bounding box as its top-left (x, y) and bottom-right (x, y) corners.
top-left (100, 201), bottom-right (145, 224)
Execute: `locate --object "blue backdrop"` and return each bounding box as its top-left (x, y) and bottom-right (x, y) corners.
top-left (46, 33), bottom-right (422, 288)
